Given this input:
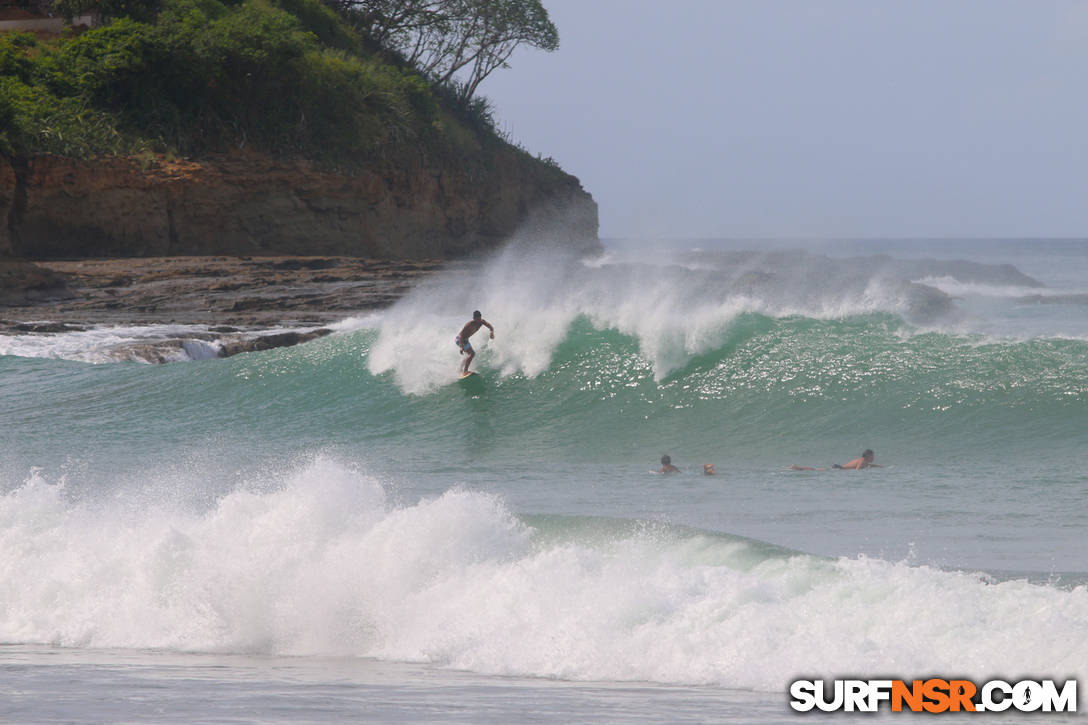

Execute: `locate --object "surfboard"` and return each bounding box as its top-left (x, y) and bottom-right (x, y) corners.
top-left (459, 371), bottom-right (479, 379)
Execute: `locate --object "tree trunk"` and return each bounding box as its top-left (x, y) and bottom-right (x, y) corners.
top-left (0, 154), bottom-right (16, 258)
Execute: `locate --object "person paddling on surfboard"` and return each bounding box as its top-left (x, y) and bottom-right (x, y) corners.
top-left (456, 310), bottom-right (494, 375)
top-left (833, 449), bottom-right (882, 470)
top-left (788, 449), bottom-right (882, 471)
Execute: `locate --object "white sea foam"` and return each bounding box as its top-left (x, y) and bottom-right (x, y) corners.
top-left (366, 243), bottom-right (930, 393)
top-left (0, 324), bottom-right (215, 363)
top-left (328, 311), bottom-right (385, 334)
top-left (0, 324), bottom-right (328, 364)
top-left (1, 458), bottom-right (1085, 694)
top-left (911, 276), bottom-right (1087, 299)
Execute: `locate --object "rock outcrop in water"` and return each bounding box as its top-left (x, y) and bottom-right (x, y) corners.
top-left (100, 328), bottom-right (334, 364)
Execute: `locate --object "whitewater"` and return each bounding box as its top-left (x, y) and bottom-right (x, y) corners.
top-left (2, 238), bottom-right (1086, 723)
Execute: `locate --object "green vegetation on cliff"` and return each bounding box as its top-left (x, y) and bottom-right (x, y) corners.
top-left (0, 0), bottom-right (556, 170)
top-left (0, 0), bottom-right (598, 264)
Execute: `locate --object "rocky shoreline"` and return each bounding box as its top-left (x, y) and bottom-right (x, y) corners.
top-left (0, 255), bottom-right (448, 360)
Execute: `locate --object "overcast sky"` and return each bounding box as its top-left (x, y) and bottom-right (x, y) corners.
top-left (481, 1), bottom-right (1088, 240)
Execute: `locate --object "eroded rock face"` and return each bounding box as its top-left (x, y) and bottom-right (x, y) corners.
top-left (0, 257), bottom-right (71, 304)
top-left (1, 151), bottom-right (600, 260)
top-left (0, 155), bottom-right (14, 256)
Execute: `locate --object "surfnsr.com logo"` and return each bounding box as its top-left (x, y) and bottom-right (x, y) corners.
top-left (789, 679), bottom-right (1078, 713)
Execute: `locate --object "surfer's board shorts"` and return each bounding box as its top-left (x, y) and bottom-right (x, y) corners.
top-left (456, 336), bottom-right (472, 353)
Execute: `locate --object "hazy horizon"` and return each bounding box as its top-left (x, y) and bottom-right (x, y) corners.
top-left (484, 1), bottom-right (1088, 241)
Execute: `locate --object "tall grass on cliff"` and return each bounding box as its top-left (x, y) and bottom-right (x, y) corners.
top-left (1, 31), bottom-right (126, 157)
top-left (0, 0), bottom-right (516, 165)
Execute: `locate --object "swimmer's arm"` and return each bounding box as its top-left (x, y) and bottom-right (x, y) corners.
top-left (482, 319), bottom-right (495, 338)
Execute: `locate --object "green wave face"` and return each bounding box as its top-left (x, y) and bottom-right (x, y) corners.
top-left (393, 314), bottom-right (1086, 464)
top-left (5, 242), bottom-right (1087, 479)
top-left (5, 311), bottom-right (1084, 481)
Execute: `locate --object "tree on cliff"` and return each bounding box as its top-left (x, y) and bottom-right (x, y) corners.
top-left (336, 0), bottom-right (558, 106)
top-left (51, 0), bottom-right (161, 23)
top-left (0, 0), bottom-right (565, 164)
top-left (0, 96), bottom-right (14, 159)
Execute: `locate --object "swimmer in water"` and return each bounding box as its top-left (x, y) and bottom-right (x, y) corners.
top-left (659, 455), bottom-right (680, 474)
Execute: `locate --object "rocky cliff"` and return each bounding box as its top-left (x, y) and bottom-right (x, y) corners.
top-left (0, 156), bottom-right (16, 256)
top-left (0, 147), bottom-right (599, 260)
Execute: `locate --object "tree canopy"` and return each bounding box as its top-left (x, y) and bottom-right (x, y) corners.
top-left (340, 0), bottom-right (558, 106)
top-left (0, 0), bottom-right (559, 160)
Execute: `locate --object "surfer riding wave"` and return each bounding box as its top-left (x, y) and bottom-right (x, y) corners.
top-left (456, 310), bottom-right (494, 375)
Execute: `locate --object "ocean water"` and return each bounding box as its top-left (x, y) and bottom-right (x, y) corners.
top-left (1, 238), bottom-right (1086, 723)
